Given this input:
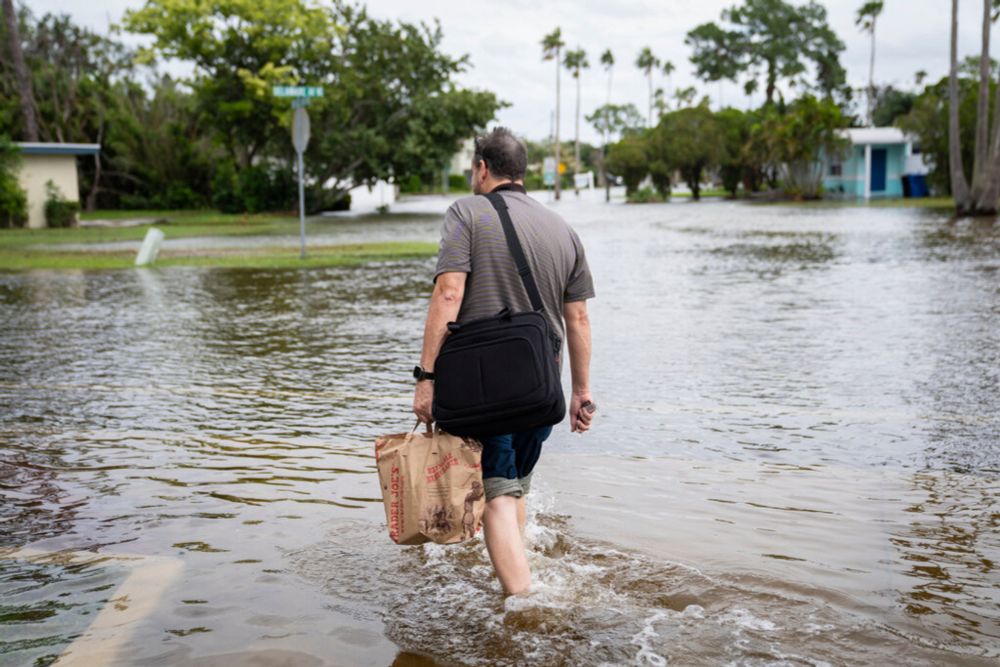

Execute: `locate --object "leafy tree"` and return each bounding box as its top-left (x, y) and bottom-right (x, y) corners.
top-left (945, 0), bottom-right (1000, 214)
top-left (686, 0), bottom-right (846, 105)
top-left (0, 9), bottom-right (135, 209)
top-left (673, 86), bottom-right (698, 109)
top-left (126, 0), bottom-right (502, 210)
top-left (899, 74), bottom-right (983, 196)
top-left (0, 135), bottom-right (27, 227)
top-left (1, 0), bottom-right (36, 140)
top-left (649, 104), bottom-right (723, 200)
top-left (636, 47), bottom-right (660, 126)
top-left (541, 27), bottom-right (565, 200)
top-left (855, 1), bottom-right (884, 125)
top-left (28, 14), bottom-right (132, 208)
top-left (125, 0), bottom-right (338, 170)
top-left (766, 95), bottom-right (848, 198)
top-left (564, 47), bottom-right (589, 190)
top-left (871, 86), bottom-right (915, 127)
top-left (600, 49), bottom-right (614, 105)
top-left (606, 133), bottom-right (648, 196)
top-left (662, 61), bottom-right (675, 104)
top-left (715, 108), bottom-right (752, 196)
top-left (104, 76), bottom-right (218, 209)
top-left (588, 102), bottom-right (643, 200)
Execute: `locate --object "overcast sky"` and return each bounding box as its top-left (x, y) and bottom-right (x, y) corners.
top-left (31, 1), bottom-right (995, 144)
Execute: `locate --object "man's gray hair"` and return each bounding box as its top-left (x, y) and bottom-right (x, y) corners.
top-left (473, 127), bottom-right (527, 181)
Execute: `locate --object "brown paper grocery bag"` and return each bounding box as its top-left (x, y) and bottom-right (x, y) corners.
top-left (375, 423), bottom-right (485, 545)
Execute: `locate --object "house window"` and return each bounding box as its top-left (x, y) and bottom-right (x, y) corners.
top-left (830, 162), bottom-right (843, 177)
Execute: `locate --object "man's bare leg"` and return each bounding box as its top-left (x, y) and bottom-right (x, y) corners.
top-left (516, 496), bottom-right (527, 537)
top-left (482, 495), bottom-right (531, 595)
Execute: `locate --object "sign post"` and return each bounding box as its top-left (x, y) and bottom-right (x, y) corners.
top-left (292, 107), bottom-right (310, 259)
top-left (543, 156), bottom-right (556, 202)
top-left (273, 85), bottom-right (324, 259)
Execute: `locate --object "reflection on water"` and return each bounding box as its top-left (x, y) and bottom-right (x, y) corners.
top-left (1, 199), bottom-right (999, 665)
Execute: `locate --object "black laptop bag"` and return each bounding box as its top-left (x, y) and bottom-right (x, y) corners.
top-left (432, 192), bottom-right (566, 437)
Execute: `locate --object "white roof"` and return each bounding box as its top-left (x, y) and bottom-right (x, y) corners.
top-left (838, 127), bottom-right (911, 145)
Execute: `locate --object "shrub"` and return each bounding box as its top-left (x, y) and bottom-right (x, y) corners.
top-left (448, 173), bottom-right (470, 191)
top-left (0, 177), bottom-right (27, 228)
top-left (626, 187), bottom-right (665, 204)
top-left (399, 174), bottom-right (423, 194)
top-left (154, 183), bottom-right (204, 210)
top-left (0, 137), bottom-right (27, 228)
top-left (44, 181), bottom-right (80, 228)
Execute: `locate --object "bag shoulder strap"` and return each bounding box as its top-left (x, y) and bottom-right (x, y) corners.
top-left (483, 191), bottom-right (544, 313)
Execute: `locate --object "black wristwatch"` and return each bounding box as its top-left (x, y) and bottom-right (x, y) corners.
top-left (412, 365), bottom-right (435, 382)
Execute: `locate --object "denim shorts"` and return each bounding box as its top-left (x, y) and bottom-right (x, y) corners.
top-left (479, 425), bottom-right (553, 502)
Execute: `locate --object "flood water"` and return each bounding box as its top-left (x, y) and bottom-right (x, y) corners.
top-left (2, 194), bottom-right (999, 666)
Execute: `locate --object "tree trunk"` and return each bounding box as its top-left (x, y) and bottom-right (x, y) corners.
top-left (85, 117), bottom-right (105, 212)
top-left (554, 50), bottom-right (561, 201)
top-left (971, 0), bottom-right (1000, 213)
top-left (604, 145), bottom-right (611, 202)
top-left (867, 19), bottom-right (877, 125)
top-left (970, 0), bottom-right (992, 203)
top-left (574, 74), bottom-right (581, 195)
top-left (765, 59), bottom-right (776, 105)
top-left (949, 0), bottom-right (972, 212)
top-left (2, 0), bottom-right (38, 141)
top-left (647, 73), bottom-right (653, 126)
top-left (976, 43), bottom-right (1000, 210)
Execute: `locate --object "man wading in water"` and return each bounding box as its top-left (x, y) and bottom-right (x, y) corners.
top-left (413, 127), bottom-right (596, 595)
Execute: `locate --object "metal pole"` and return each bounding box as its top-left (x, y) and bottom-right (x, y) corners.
top-left (298, 150), bottom-right (306, 259)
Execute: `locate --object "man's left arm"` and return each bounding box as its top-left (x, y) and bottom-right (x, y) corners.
top-left (412, 271), bottom-right (467, 423)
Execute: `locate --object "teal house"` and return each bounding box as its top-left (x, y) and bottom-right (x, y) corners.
top-left (822, 127), bottom-right (927, 199)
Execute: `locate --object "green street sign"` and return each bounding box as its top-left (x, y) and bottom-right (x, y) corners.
top-left (272, 85), bottom-right (324, 98)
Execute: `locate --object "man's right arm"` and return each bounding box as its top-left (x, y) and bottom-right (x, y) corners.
top-left (563, 300), bottom-right (593, 433)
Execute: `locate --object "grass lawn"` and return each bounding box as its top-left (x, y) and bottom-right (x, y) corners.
top-left (0, 241), bottom-right (437, 271)
top-left (0, 209), bottom-right (436, 271)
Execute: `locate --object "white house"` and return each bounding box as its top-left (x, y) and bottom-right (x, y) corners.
top-left (16, 143), bottom-right (100, 228)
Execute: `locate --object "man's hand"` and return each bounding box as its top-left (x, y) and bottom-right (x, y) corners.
top-left (563, 300), bottom-right (593, 434)
top-left (569, 390), bottom-right (595, 433)
top-left (413, 380), bottom-right (434, 425)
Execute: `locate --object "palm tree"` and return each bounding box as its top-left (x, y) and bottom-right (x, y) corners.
top-left (855, 1), bottom-right (884, 126)
top-left (914, 70), bottom-right (928, 87)
top-left (948, 0), bottom-right (971, 210)
top-left (653, 88), bottom-right (667, 119)
top-left (662, 61), bottom-right (675, 108)
top-left (599, 49), bottom-right (614, 196)
top-left (542, 28), bottom-right (566, 199)
top-left (2, 0), bottom-right (38, 140)
top-left (743, 79), bottom-right (759, 109)
top-left (564, 47), bottom-right (589, 195)
top-left (636, 47), bottom-right (660, 127)
top-left (971, 0), bottom-right (992, 201)
top-left (600, 49), bottom-right (615, 105)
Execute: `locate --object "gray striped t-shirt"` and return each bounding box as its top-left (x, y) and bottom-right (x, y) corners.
top-left (433, 189), bottom-right (595, 350)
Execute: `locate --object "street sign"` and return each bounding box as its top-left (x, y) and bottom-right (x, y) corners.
top-left (292, 108), bottom-right (310, 154)
top-left (272, 85), bottom-right (324, 98)
top-left (543, 157), bottom-right (556, 186)
top-left (275, 85), bottom-right (323, 260)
